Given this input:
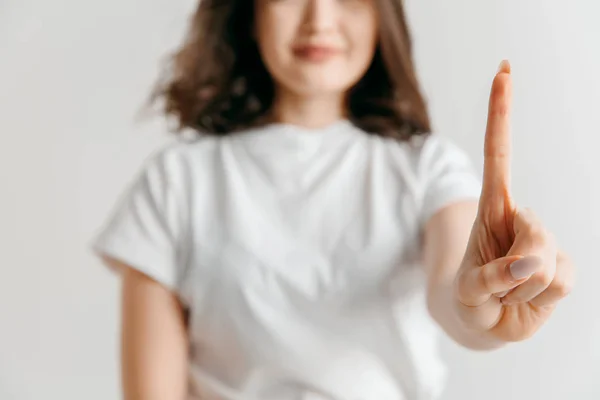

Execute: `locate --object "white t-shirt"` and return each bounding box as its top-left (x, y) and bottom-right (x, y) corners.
top-left (92, 120), bottom-right (481, 400)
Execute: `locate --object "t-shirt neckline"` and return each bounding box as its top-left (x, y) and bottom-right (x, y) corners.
top-left (240, 119), bottom-right (359, 156)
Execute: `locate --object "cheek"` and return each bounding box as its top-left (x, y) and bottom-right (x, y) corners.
top-left (340, 23), bottom-right (377, 83)
top-left (255, 15), bottom-right (295, 73)
top-left (348, 19), bottom-right (378, 63)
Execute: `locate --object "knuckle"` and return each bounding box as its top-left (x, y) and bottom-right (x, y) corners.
top-left (553, 279), bottom-right (573, 298)
top-left (518, 209), bottom-right (557, 250)
top-left (528, 231), bottom-right (547, 248)
top-left (557, 250), bottom-right (571, 266)
top-left (517, 207), bottom-right (536, 223)
top-left (532, 270), bottom-right (554, 287)
top-left (524, 226), bottom-right (550, 248)
top-left (522, 206), bottom-right (535, 215)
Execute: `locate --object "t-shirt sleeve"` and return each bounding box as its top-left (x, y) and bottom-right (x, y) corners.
top-left (91, 146), bottom-right (190, 292)
top-left (417, 134), bottom-right (482, 226)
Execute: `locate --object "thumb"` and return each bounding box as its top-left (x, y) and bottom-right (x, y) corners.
top-left (456, 255), bottom-right (543, 307)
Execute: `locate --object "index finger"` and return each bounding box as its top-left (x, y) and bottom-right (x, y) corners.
top-left (482, 60), bottom-right (513, 198)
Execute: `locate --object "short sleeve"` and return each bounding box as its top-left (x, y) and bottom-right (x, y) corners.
top-left (417, 134), bottom-right (482, 226)
top-left (91, 146), bottom-right (190, 292)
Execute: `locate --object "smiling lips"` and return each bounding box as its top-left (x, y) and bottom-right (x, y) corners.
top-left (292, 45), bottom-right (342, 62)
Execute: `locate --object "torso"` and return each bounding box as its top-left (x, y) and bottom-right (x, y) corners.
top-left (172, 121), bottom-right (447, 400)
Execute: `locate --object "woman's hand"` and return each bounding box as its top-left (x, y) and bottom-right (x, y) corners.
top-left (454, 61), bottom-right (575, 343)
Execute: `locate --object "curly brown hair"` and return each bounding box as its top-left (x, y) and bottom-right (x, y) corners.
top-left (152, 0), bottom-right (431, 140)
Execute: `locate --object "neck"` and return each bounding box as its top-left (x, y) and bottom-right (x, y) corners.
top-left (270, 88), bottom-right (346, 129)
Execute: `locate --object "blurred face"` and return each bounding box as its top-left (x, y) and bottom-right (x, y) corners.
top-left (255, 0), bottom-right (379, 98)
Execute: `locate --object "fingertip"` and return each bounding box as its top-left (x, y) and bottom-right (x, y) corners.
top-left (497, 59), bottom-right (512, 75)
top-left (487, 71), bottom-right (513, 124)
top-left (491, 69), bottom-right (512, 96)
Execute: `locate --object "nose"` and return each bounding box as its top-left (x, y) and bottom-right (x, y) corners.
top-left (302, 0), bottom-right (338, 34)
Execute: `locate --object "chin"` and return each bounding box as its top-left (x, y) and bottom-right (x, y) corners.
top-left (288, 73), bottom-right (358, 96)
top-left (299, 84), bottom-right (351, 96)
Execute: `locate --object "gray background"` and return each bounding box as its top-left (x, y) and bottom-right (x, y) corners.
top-left (0, 0), bottom-right (598, 399)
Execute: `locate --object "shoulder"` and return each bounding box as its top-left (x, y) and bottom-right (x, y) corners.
top-left (372, 133), bottom-right (476, 178)
top-left (138, 129), bottom-right (264, 196)
top-left (149, 128), bottom-right (265, 163)
top-left (148, 134), bottom-right (221, 165)
top-left (128, 135), bottom-right (223, 201)
top-left (376, 132), bottom-right (469, 160)
top-left (141, 133), bottom-right (231, 179)
top-left (365, 132), bottom-right (480, 210)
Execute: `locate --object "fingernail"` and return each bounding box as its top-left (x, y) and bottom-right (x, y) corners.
top-left (509, 256), bottom-right (540, 280)
top-left (497, 59), bottom-right (511, 74)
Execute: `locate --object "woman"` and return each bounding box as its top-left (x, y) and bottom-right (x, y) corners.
top-left (93, 0), bottom-right (574, 399)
